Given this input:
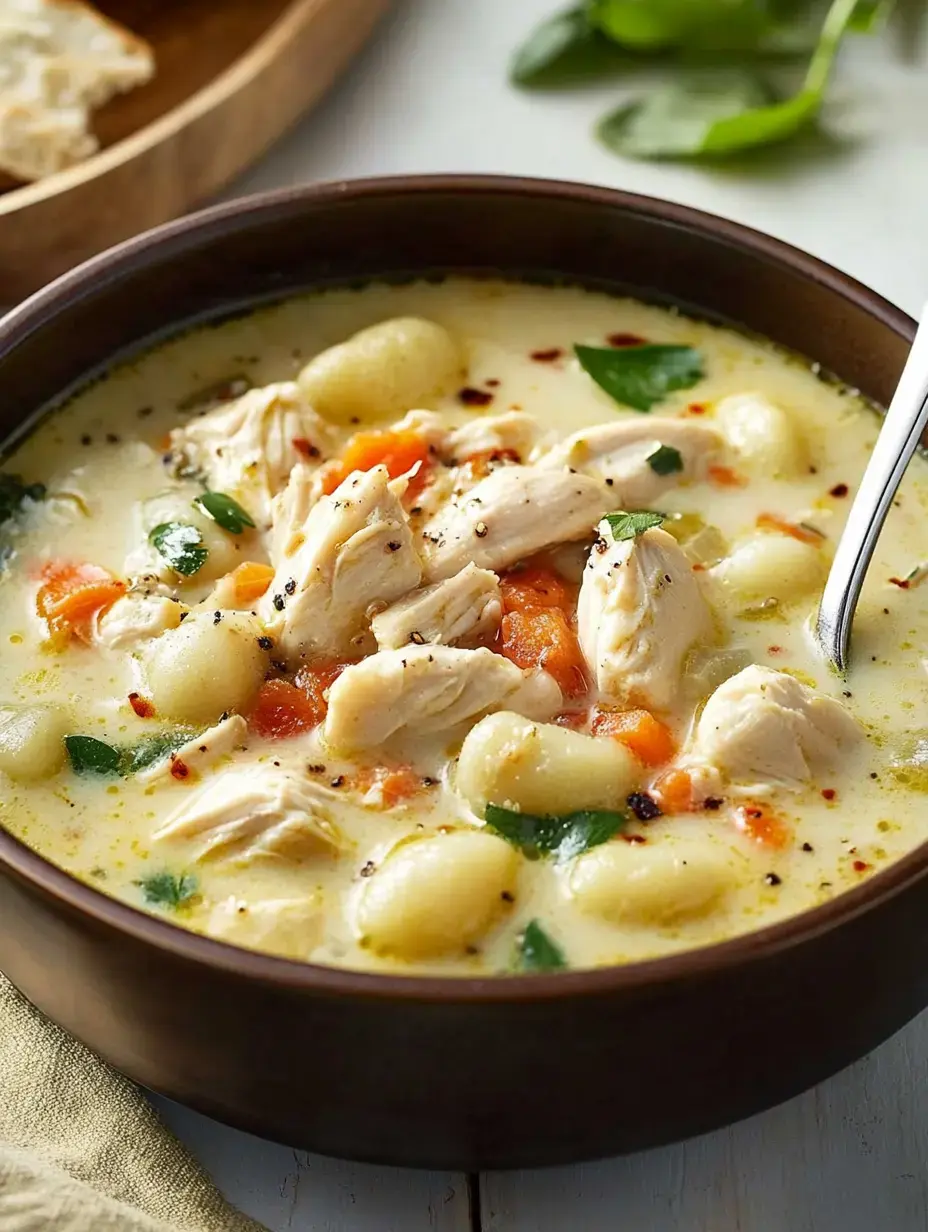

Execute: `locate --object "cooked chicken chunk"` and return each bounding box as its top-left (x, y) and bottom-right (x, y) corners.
top-left (683, 665), bottom-right (861, 793)
top-left (446, 412), bottom-right (542, 463)
top-left (95, 592), bottom-right (184, 650)
top-left (154, 764), bottom-right (343, 863)
top-left (168, 382), bottom-right (335, 523)
top-left (266, 462), bottom-right (328, 565)
top-left (205, 894), bottom-right (324, 959)
top-left (323, 645), bottom-right (561, 755)
top-left (578, 522), bottom-right (715, 712)
top-left (260, 465), bottom-right (422, 664)
top-left (421, 465), bottom-right (611, 582)
top-left (371, 564), bottom-right (501, 651)
top-left (136, 715), bottom-right (249, 785)
top-left (540, 418), bottom-right (722, 506)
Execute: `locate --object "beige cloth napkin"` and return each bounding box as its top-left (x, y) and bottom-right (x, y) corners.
top-left (0, 973), bottom-right (269, 1232)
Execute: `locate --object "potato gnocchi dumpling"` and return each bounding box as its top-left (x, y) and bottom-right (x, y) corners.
top-left (0, 278), bottom-right (917, 978)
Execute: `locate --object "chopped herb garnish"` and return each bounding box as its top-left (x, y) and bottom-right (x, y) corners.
top-left (0, 473), bottom-right (45, 526)
top-left (121, 730), bottom-right (196, 775)
top-left (603, 510), bottom-right (666, 541)
top-left (517, 919), bottom-right (568, 972)
top-left (485, 803), bottom-right (625, 862)
top-left (66, 730), bottom-right (196, 777)
top-left (149, 522), bottom-right (208, 576)
top-left (509, 5), bottom-right (624, 87)
top-left (574, 343), bottom-right (703, 412)
top-left (193, 491), bottom-right (256, 535)
top-left (64, 735), bottom-right (122, 776)
top-left (136, 871), bottom-right (200, 910)
top-left (646, 444), bottom-right (684, 476)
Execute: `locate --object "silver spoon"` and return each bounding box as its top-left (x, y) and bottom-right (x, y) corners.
top-left (816, 305), bottom-right (928, 674)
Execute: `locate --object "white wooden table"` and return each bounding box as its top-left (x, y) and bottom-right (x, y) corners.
top-left (155, 1), bottom-right (928, 1226)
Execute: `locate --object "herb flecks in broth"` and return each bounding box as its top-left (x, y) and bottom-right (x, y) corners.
top-left (574, 342), bottom-right (703, 411)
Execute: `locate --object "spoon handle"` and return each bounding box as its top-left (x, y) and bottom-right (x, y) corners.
top-left (816, 307), bottom-right (928, 674)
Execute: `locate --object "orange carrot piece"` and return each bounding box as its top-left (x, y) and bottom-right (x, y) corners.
top-left (499, 607), bottom-right (588, 699)
top-left (708, 464), bottom-right (747, 488)
top-left (499, 564), bottom-right (574, 614)
top-left (248, 679), bottom-right (321, 739)
top-left (293, 660), bottom-right (349, 726)
top-left (354, 764), bottom-right (425, 808)
top-left (591, 707), bottom-right (676, 767)
top-left (756, 513), bottom-right (824, 546)
top-left (735, 801), bottom-right (791, 849)
top-left (650, 768), bottom-right (695, 815)
top-left (324, 429), bottom-right (433, 500)
top-left (36, 561), bottom-right (125, 647)
top-left (229, 561), bottom-right (275, 605)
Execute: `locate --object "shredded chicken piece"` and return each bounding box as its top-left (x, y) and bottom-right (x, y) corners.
top-left (682, 665), bottom-right (861, 794)
top-left (154, 764), bottom-right (343, 863)
top-left (136, 715), bottom-right (249, 785)
top-left (371, 564), bottom-right (501, 651)
top-left (167, 382), bottom-right (335, 523)
top-left (259, 465), bottom-right (422, 664)
top-left (266, 462), bottom-right (328, 565)
top-left (578, 523), bottom-right (715, 712)
top-left (420, 465), bottom-right (611, 582)
top-left (539, 418), bottom-right (722, 506)
top-left (95, 592), bottom-right (184, 650)
top-left (446, 412), bottom-right (542, 462)
top-left (323, 645), bottom-right (561, 755)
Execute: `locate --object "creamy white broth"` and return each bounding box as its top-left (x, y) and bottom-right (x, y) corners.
top-left (0, 277), bottom-right (926, 976)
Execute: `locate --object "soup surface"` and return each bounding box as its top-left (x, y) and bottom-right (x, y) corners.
top-left (0, 279), bottom-right (925, 976)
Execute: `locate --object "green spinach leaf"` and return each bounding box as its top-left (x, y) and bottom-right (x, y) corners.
top-left (0, 473), bottom-right (45, 526)
top-left (510, 5), bottom-right (625, 85)
top-left (193, 491), bottom-right (255, 535)
top-left (136, 871), bottom-right (199, 910)
top-left (485, 803), bottom-right (625, 862)
top-left (646, 444), bottom-right (684, 475)
top-left (149, 522), bottom-right (208, 576)
top-left (517, 919), bottom-right (568, 972)
top-left (64, 735), bottom-right (123, 776)
top-left (574, 343), bottom-right (703, 410)
top-left (603, 510), bottom-right (666, 541)
top-left (121, 730), bottom-right (197, 775)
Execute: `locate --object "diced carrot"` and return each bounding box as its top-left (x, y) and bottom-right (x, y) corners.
top-left (248, 679), bottom-right (320, 739)
top-left (734, 801), bottom-right (791, 849)
top-left (499, 607), bottom-right (588, 698)
top-left (354, 763), bottom-right (426, 808)
top-left (708, 464), bottom-right (747, 488)
top-left (128, 692), bottom-right (155, 719)
top-left (499, 564), bottom-right (574, 614)
top-left (651, 768), bottom-right (695, 815)
top-left (293, 660), bottom-right (349, 726)
top-left (36, 561), bottom-right (125, 647)
top-left (227, 561), bottom-right (275, 605)
top-left (324, 430), bottom-right (433, 501)
top-left (756, 513), bottom-right (824, 546)
top-left (591, 707), bottom-right (676, 767)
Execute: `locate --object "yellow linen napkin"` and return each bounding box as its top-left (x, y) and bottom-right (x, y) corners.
top-left (0, 973), bottom-right (268, 1232)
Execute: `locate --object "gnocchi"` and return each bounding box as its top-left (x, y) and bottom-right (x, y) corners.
top-left (710, 533), bottom-right (825, 606)
top-left (0, 704), bottom-right (70, 781)
top-left (715, 392), bottom-right (808, 478)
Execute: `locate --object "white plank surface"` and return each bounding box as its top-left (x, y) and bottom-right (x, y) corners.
top-left (158, 0), bottom-right (928, 1226)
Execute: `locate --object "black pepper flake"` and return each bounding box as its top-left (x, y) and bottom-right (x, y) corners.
top-left (80, 434), bottom-right (92, 446)
top-left (458, 387), bottom-right (493, 407)
top-left (213, 610), bottom-right (222, 624)
top-left (219, 711), bottom-right (230, 722)
top-left (410, 506), bottom-right (422, 516)
top-left (765, 872), bottom-right (782, 886)
top-left (272, 593), bottom-right (285, 611)
top-left (307, 763), bottom-right (326, 774)
top-left (501, 890), bottom-right (515, 903)
top-left (605, 477), bottom-right (614, 486)
top-left (703, 797), bottom-right (724, 811)
top-left (409, 631), bottom-right (426, 645)
top-left (474, 521), bottom-right (489, 538)
top-left (106, 432), bottom-right (120, 444)
top-left (360, 861), bottom-right (376, 878)
top-left (178, 611), bottom-right (189, 622)
top-left (464, 945), bottom-right (480, 956)
top-left (386, 541), bottom-right (402, 552)
top-left (257, 635), bottom-right (273, 649)
top-left (137, 406), bottom-right (153, 418)
top-left (330, 775), bottom-right (345, 788)
top-left (284, 578), bottom-right (296, 595)
top-left (627, 791), bottom-right (662, 822)
top-left (801, 842), bottom-right (814, 852)
top-left (829, 483), bottom-right (849, 498)
top-left (422, 776), bottom-right (436, 787)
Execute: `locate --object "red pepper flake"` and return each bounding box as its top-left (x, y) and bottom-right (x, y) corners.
top-left (822, 788), bottom-right (837, 801)
top-left (623, 833), bottom-right (648, 844)
top-left (607, 332), bottom-right (646, 348)
top-left (829, 483), bottom-right (849, 498)
top-left (458, 387), bottom-right (493, 407)
top-left (853, 859), bottom-right (870, 873)
top-left (128, 692), bottom-right (155, 719)
top-left (530, 348), bottom-right (563, 363)
top-left (170, 758), bottom-right (190, 780)
top-left (767, 645), bottom-right (783, 655)
top-left (889, 576), bottom-right (910, 589)
top-left (485, 378), bottom-right (501, 387)
top-left (686, 402), bottom-right (707, 415)
top-left (292, 437), bottom-right (320, 459)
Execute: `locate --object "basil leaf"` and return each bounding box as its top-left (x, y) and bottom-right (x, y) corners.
top-left (149, 522), bottom-right (208, 576)
top-left (0, 473), bottom-right (45, 526)
top-left (510, 5), bottom-right (625, 85)
top-left (646, 444), bottom-right (684, 475)
top-left (136, 871), bottom-right (199, 910)
top-left (575, 343), bottom-right (703, 411)
top-left (65, 735), bottom-right (122, 777)
top-left (604, 510), bottom-right (666, 541)
top-left (485, 804), bottom-right (625, 862)
top-left (193, 491), bottom-right (256, 535)
top-left (518, 920), bottom-right (568, 972)
top-left (121, 730), bottom-right (196, 775)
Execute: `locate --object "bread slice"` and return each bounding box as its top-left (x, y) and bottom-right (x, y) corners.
top-left (0, 0), bottom-right (154, 182)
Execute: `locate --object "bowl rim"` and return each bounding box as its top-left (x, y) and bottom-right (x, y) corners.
top-left (0, 172), bottom-right (919, 1004)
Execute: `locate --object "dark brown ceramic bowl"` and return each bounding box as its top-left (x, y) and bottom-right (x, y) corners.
top-left (0, 177), bottom-right (920, 1171)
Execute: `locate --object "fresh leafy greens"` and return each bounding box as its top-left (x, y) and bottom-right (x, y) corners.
top-left (646, 444), bottom-right (684, 475)
top-left (121, 730), bottom-right (197, 775)
top-left (517, 920), bottom-right (568, 972)
top-left (485, 803), bottom-right (625, 862)
top-left (0, 473), bottom-right (45, 527)
top-left (509, 5), bottom-right (625, 85)
top-left (64, 735), bottom-right (123, 776)
top-left (136, 871), bottom-right (200, 910)
top-left (574, 343), bottom-right (703, 411)
top-left (66, 730), bottom-right (195, 778)
top-left (603, 510), bottom-right (666, 540)
top-left (149, 522), bottom-right (208, 576)
top-left (193, 491), bottom-right (255, 535)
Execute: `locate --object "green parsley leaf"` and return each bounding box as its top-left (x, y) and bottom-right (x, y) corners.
top-left (149, 522), bottom-right (208, 576)
top-left (136, 871), bottom-right (200, 910)
top-left (646, 444), bottom-right (684, 475)
top-left (193, 491), bottom-right (256, 535)
top-left (64, 735), bottom-right (122, 776)
top-left (517, 919), bottom-right (568, 972)
top-left (0, 473), bottom-right (45, 526)
top-left (121, 730), bottom-right (197, 775)
top-left (574, 343), bottom-right (703, 411)
top-left (603, 510), bottom-right (666, 541)
top-left (485, 804), bottom-right (625, 862)
top-left (510, 4), bottom-right (625, 86)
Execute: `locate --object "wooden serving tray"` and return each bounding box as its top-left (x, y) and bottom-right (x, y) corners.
top-left (0, 0), bottom-right (390, 301)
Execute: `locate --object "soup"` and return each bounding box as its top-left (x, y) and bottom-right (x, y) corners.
top-left (0, 279), bottom-right (923, 976)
